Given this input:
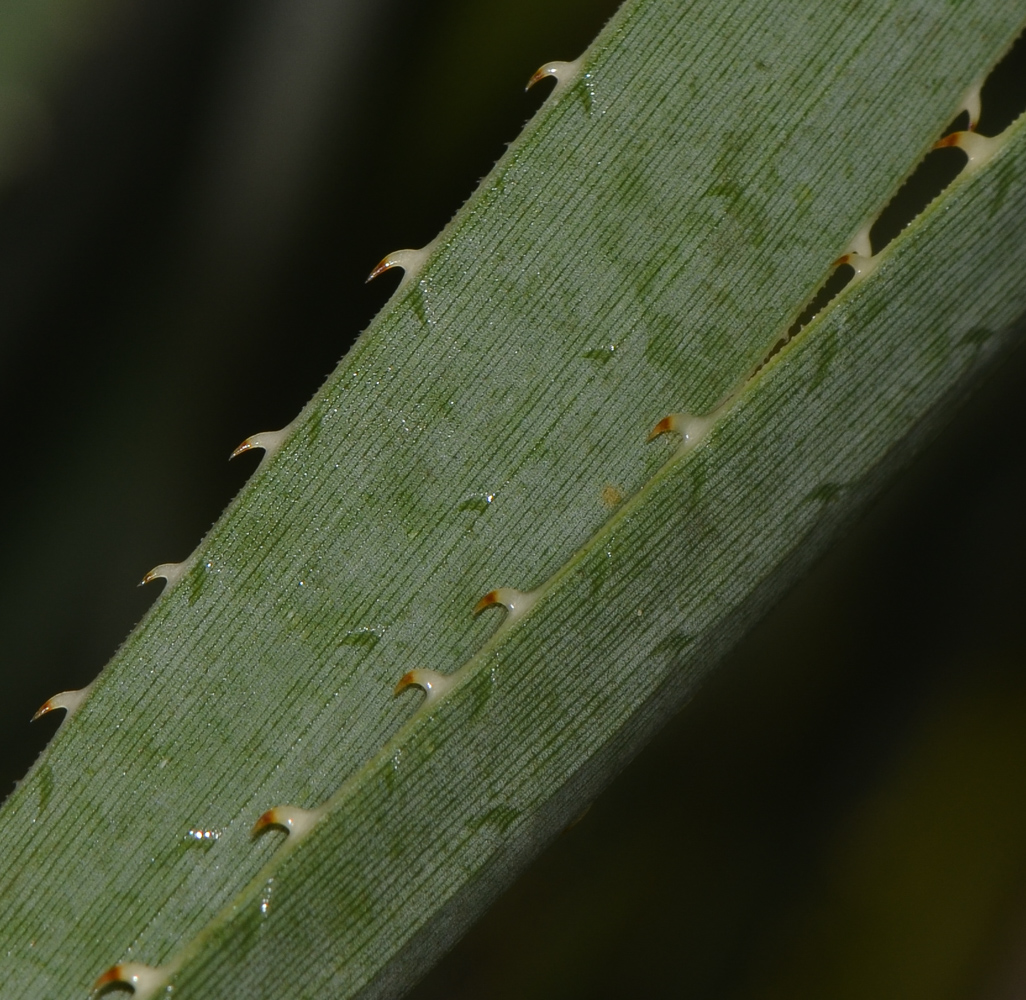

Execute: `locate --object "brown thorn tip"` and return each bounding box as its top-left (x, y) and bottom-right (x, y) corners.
top-left (229, 438), bottom-right (253, 460)
top-left (473, 590), bottom-right (501, 615)
top-left (31, 699), bottom-right (55, 722)
top-left (252, 809), bottom-right (278, 836)
top-left (832, 253), bottom-right (852, 267)
top-left (366, 256), bottom-right (395, 283)
top-left (93, 965), bottom-right (123, 989)
top-left (934, 132), bottom-right (961, 150)
top-left (647, 416), bottom-right (675, 441)
top-left (526, 67), bottom-right (549, 91)
top-left (394, 671), bottom-right (417, 696)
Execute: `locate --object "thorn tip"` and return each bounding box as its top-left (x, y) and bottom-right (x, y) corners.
top-left (647, 415), bottom-right (676, 441)
top-left (473, 589), bottom-right (502, 615)
top-left (366, 257), bottom-right (393, 282)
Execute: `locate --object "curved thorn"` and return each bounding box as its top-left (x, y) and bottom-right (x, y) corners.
top-left (251, 804), bottom-right (320, 840)
top-left (934, 131), bottom-right (964, 151)
top-left (366, 245), bottom-right (433, 286)
top-left (647, 412), bottom-right (713, 451)
top-left (93, 962), bottom-right (167, 998)
top-left (139, 561), bottom-right (186, 588)
top-left (229, 423), bottom-right (293, 463)
top-left (525, 57), bottom-right (582, 95)
top-left (646, 414), bottom-right (679, 441)
top-left (934, 129), bottom-right (1002, 170)
top-left (32, 683), bottom-right (94, 722)
top-left (834, 251), bottom-right (879, 280)
top-left (394, 668), bottom-right (454, 702)
top-left (367, 253), bottom-right (403, 282)
top-left (473, 587), bottom-right (536, 624)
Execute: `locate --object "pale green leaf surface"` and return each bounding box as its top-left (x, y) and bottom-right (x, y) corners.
top-left (1, 0), bottom-right (1024, 997)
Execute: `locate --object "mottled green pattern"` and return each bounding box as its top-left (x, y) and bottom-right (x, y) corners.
top-left (0, 0), bottom-right (1024, 997)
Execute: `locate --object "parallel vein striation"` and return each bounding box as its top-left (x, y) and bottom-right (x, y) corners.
top-left (0, 0), bottom-right (1024, 997)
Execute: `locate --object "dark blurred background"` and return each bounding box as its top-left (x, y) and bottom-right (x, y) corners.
top-left (1, 2), bottom-right (1025, 997)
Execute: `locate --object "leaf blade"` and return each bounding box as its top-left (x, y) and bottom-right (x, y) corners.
top-left (1, 0), bottom-right (1024, 996)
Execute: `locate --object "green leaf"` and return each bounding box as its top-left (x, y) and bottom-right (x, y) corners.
top-left (2, 0), bottom-right (1025, 997)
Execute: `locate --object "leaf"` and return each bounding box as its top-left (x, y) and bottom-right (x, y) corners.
top-left (2, 0), bottom-right (1025, 997)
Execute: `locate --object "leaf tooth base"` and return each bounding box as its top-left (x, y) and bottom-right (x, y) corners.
top-left (959, 81), bottom-right (982, 130)
top-left (935, 129), bottom-right (1005, 171)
